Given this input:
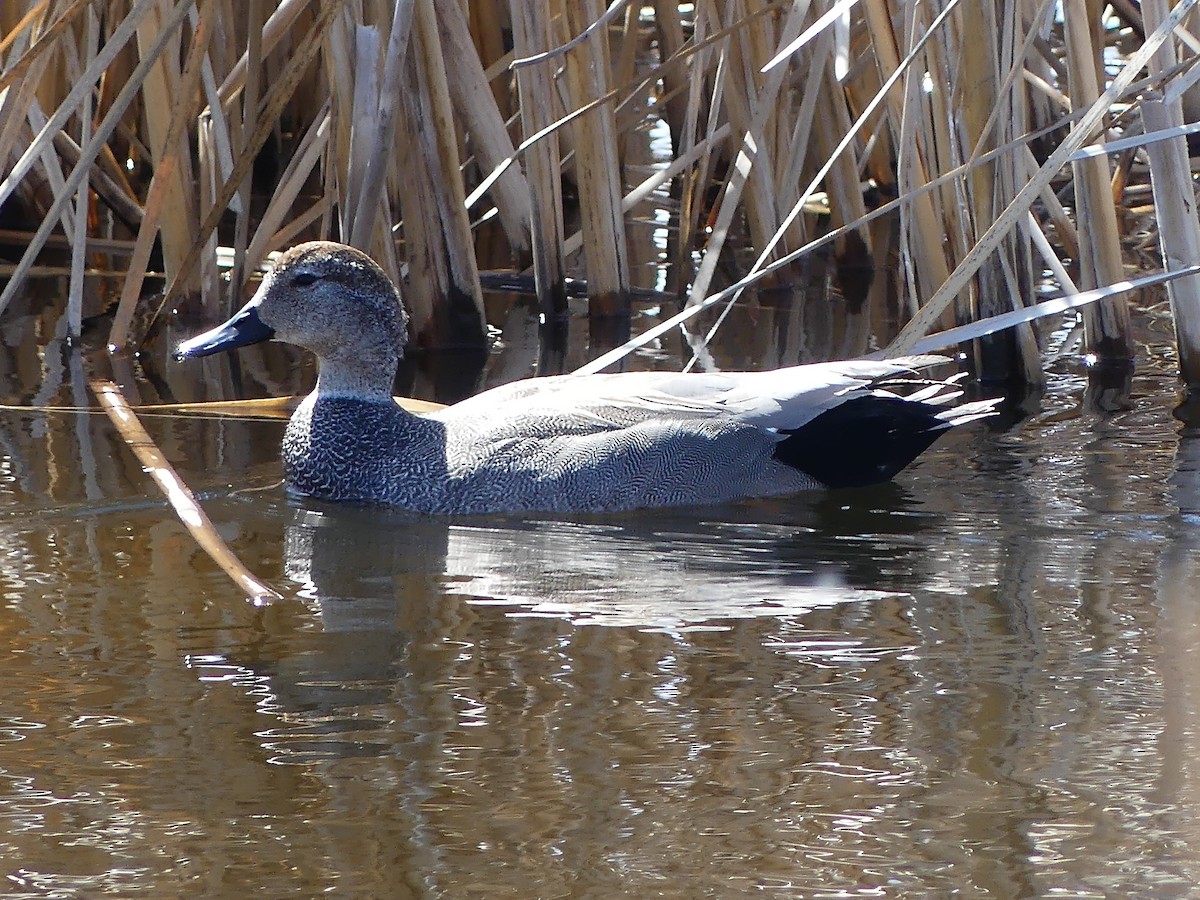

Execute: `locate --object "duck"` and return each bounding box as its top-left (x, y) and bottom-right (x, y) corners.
top-left (177, 241), bottom-right (999, 514)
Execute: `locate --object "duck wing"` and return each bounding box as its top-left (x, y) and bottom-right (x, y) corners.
top-left (435, 355), bottom-right (959, 433)
top-left (428, 355), bottom-right (996, 500)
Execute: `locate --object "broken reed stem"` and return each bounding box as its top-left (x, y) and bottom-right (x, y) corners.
top-left (90, 378), bottom-right (283, 605)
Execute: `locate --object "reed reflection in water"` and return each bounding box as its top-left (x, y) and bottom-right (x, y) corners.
top-left (2, 347), bottom-right (1200, 893)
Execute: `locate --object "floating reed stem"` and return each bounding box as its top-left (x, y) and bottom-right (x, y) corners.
top-left (90, 378), bottom-right (282, 605)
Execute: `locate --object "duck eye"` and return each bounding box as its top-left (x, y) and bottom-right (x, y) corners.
top-left (292, 271), bottom-right (320, 286)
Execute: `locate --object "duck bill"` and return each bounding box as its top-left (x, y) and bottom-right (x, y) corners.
top-left (175, 300), bottom-right (275, 359)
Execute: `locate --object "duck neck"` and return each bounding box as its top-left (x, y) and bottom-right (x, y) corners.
top-left (313, 347), bottom-right (399, 402)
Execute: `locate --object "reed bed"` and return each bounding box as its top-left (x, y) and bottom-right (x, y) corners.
top-left (4, 0), bottom-right (1200, 385)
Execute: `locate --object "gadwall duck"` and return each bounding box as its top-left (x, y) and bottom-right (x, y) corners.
top-left (178, 241), bottom-right (997, 514)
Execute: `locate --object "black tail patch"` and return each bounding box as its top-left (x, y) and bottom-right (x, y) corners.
top-left (774, 395), bottom-right (951, 489)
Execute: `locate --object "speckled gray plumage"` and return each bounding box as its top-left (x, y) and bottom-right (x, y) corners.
top-left (179, 241), bottom-right (998, 514)
top-left (282, 391), bottom-right (823, 514)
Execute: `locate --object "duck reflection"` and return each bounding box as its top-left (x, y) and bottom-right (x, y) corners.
top-left (238, 489), bottom-right (945, 770)
top-left (283, 487), bottom-right (942, 633)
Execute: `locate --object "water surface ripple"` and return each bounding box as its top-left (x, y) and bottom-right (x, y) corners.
top-left (2, 342), bottom-right (1200, 896)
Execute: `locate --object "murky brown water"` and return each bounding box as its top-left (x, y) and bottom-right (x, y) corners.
top-left (3, 288), bottom-right (1200, 897)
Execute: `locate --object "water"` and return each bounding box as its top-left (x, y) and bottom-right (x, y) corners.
top-left (3, 300), bottom-right (1200, 896)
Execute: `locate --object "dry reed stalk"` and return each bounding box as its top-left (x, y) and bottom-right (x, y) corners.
top-left (216, 0), bottom-right (310, 103)
top-left (680, 42), bottom-right (741, 309)
top-left (375, 0), bottom-right (483, 347)
top-left (650, 0), bottom-right (687, 148)
top-left (409, 0), bottom-right (485, 342)
top-left (710, 0), bottom-right (960, 346)
top-left (347, 0), bottom-right (414, 251)
top-left (244, 106), bottom-right (331, 269)
top-left (192, 3), bottom-right (238, 220)
top-left (110, 0), bottom-right (216, 352)
top-left (228, 0), bottom-right (266, 306)
top-left (344, 20), bottom-right (382, 249)
top-left (889, 265), bottom-right (1200, 358)
top-left (262, 195), bottom-right (331, 254)
top-left (1024, 145), bottom-right (1080, 261)
top-left (195, 113), bottom-right (221, 313)
top-left (0, 0), bottom-right (88, 95)
top-left (67, 4), bottom-right (98, 338)
top-left (24, 101), bottom-right (76, 241)
top-left (0, 0), bottom-right (157, 212)
top-left (508, 0), bottom-right (569, 325)
top-left (91, 378), bottom-right (283, 605)
top-left (0, 229), bottom-right (137, 254)
top-left (1062, 2), bottom-right (1134, 362)
top-left (135, 0), bottom-right (198, 289)
top-left (886, 0), bottom-right (1196, 356)
top-left (718, 0), bottom-right (785, 256)
top-left (1141, 0), bottom-right (1200, 384)
top-left (673, 3), bottom-right (718, 282)
top-left (3, 0), bottom-right (1194, 384)
top-left (863, 0), bottom-right (953, 315)
top-left (950, 0), bottom-right (1041, 384)
top-left (813, 71), bottom-right (876, 360)
top-left (151, 0), bottom-right (345, 337)
top-left (0, 0), bottom-right (194, 320)
top-left (561, 121), bottom-right (733, 259)
top-left (468, 2), bottom-right (513, 119)
top-left (322, 5), bottom-right (356, 224)
top-left (777, 35), bottom-right (830, 224)
top-left (684, 0), bottom-right (812, 312)
top-left (435, 0), bottom-right (531, 254)
top-left (578, 90), bottom-right (1188, 376)
top-left (1141, 92), bottom-right (1200, 384)
top-left (558, 0), bottom-right (630, 325)
top-left (51, 131), bottom-right (144, 228)
top-left (0, 2), bottom-right (48, 60)
top-left (611, 3), bottom-right (639, 138)
top-left (0, 264), bottom-right (136, 278)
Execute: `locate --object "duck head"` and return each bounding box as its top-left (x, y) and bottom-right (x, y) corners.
top-left (177, 242), bottom-right (410, 398)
